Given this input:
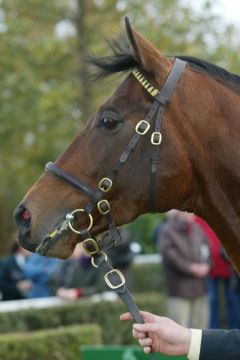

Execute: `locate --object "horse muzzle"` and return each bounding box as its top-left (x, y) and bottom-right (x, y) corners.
top-left (13, 204), bottom-right (39, 252)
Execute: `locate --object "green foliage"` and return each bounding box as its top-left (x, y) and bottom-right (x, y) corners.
top-left (0, 0), bottom-right (80, 251)
top-left (131, 262), bottom-right (165, 293)
top-left (0, 324), bottom-right (102, 360)
top-left (0, 293), bottom-right (165, 344)
top-left (128, 214), bottom-right (165, 253)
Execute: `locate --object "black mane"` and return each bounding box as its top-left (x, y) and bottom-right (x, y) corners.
top-left (89, 37), bottom-right (240, 89)
top-left (177, 55), bottom-right (240, 88)
top-left (89, 38), bottom-right (139, 79)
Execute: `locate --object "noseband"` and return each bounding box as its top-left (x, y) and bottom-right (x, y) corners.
top-left (44, 59), bottom-right (186, 343)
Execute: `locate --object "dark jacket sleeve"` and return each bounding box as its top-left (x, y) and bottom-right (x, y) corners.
top-left (200, 329), bottom-right (240, 360)
top-left (0, 258), bottom-right (24, 300)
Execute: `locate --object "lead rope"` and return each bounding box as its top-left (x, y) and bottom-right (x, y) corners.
top-left (84, 245), bottom-right (156, 359)
top-left (65, 218), bottom-right (155, 358)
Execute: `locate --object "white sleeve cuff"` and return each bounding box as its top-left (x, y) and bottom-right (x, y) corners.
top-left (187, 329), bottom-right (202, 360)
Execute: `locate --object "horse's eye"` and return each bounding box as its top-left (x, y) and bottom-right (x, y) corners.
top-left (101, 117), bottom-right (118, 130)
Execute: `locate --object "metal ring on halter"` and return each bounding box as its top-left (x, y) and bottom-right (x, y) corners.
top-left (151, 131), bottom-right (162, 145)
top-left (82, 238), bottom-right (100, 256)
top-left (91, 252), bottom-right (108, 268)
top-left (135, 120), bottom-right (150, 135)
top-left (67, 209), bottom-right (93, 234)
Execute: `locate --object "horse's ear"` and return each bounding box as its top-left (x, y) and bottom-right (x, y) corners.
top-left (124, 17), bottom-right (142, 66)
top-left (124, 16), bottom-right (170, 72)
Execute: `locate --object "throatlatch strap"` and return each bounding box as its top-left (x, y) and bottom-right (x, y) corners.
top-left (149, 58), bottom-right (186, 212)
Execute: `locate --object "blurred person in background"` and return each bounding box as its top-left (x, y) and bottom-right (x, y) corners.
top-left (233, 272), bottom-right (240, 327)
top-left (195, 216), bottom-right (239, 329)
top-left (0, 238), bottom-right (32, 300)
top-left (50, 243), bottom-right (107, 300)
top-left (159, 210), bottom-right (210, 329)
top-left (24, 252), bottom-right (60, 298)
top-left (152, 216), bottom-right (167, 250)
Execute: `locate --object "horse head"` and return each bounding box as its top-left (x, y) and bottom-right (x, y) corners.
top-left (14, 18), bottom-right (240, 273)
top-left (14, 18), bottom-right (193, 258)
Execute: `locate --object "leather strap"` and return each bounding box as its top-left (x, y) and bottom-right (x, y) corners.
top-left (149, 59), bottom-right (186, 212)
top-left (93, 253), bottom-right (144, 322)
top-left (45, 162), bottom-right (98, 204)
top-left (92, 252), bottom-right (156, 359)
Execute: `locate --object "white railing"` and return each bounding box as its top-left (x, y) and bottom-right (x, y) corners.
top-left (133, 253), bottom-right (162, 264)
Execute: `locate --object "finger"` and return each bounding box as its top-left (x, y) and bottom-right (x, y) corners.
top-left (139, 337), bottom-right (153, 347)
top-left (143, 346), bottom-right (152, 354)
top-left (132, 328), bottom-right (147, 339)
top-left (139, 311), bottom-right (156, 321)
top-left (121, 311), bottom-right (157, 323)
top-left (120, 312), bottom-right (133, 321)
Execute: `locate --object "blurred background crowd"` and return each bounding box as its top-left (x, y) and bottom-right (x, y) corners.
top-left (1, 211), bottom-right (240, 331)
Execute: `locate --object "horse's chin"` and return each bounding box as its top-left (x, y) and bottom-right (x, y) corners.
top-left (18, 228), bottom-right (76, 259)
top-left (18, 232), bottom-right (39, 253)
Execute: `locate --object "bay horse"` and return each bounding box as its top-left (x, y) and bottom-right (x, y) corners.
top-left (14, 18), bottom-right (240, 273)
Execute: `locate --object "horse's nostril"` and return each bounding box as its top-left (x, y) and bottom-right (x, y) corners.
top-left (14, 205), bottom-right (31, 232)
top-left (22, 209), bottom-right (31, 221)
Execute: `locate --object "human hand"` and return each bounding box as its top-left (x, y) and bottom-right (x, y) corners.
top-left (190, 263), bottom-right (210, 278)
top-left (120, 311), bottom-right (191, 356)
top-left (57, 287), bottom-right (79, 299)
top-left (17, 280), bottom-right (32, 294)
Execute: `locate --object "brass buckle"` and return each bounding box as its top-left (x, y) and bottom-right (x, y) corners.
top-left (67, 209), bottom-right (93, 234)
top-left (99, 178), bottom-right (113, 192)
top-left (82, 238), bottom-right (100, 256)
top-left (104, 269), bottom-right (125, 289)
top-left (151, 132), bottom-right (162, 145)
top-left (135, 120), bottom-right (150, 135)
top-left (91, 251), bottom-right (108, 268)
top-left (97, 199), bottom-right (110, 215)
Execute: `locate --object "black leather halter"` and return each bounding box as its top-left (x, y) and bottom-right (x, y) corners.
top-left (44, 59), bottom-right (186, 351)
top-left (45, 58), bottom-right (186, 247)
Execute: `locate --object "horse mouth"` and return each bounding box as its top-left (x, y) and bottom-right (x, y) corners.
top-left (18, 232), bottom-right (39, 253)
top-left (36, 230), bottom-right (67, 256)
top-left (25, 210), bottom-right (106, 257)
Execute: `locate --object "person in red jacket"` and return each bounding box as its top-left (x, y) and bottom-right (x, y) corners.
top-left (195, 216), bottom-right (239, 329)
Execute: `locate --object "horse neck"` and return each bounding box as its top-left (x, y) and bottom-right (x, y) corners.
top-left (184, 74), bottom-right (240, 272)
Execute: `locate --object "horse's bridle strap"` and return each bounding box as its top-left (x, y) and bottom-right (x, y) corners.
top-left (45, 162), bottom-right (99, 204)
top-left (148, 58), bottom-right (187, 211)
top-left (92, 251), bottom-right (156, 359)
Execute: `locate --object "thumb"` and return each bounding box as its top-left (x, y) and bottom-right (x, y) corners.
top-left (120, 312), bottom-right (133, 321)
top-left (133, 322), bottom-right (160, 333)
